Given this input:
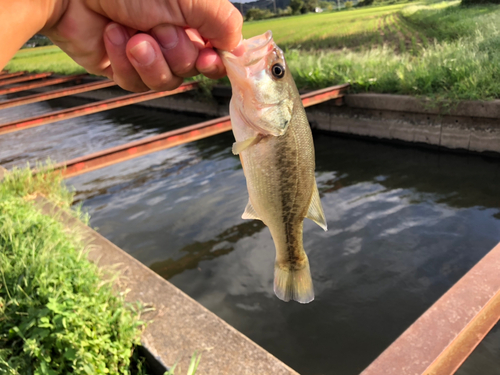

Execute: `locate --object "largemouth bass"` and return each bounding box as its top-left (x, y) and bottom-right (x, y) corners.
top-left (219, 31), bottom-right (327, 304)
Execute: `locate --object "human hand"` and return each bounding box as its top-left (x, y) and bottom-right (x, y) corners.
top-left (41, 0), bottom-right (243, 92)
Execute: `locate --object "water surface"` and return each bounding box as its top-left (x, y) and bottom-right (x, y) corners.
top-left (69, 133), bottom-right (500, 375)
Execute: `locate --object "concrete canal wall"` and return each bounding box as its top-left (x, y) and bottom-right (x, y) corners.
top-left (307, 94), bottom-right (500, 155)
top-left (39, 79), bottom-right (499, 156)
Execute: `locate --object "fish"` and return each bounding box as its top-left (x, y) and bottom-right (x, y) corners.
top-left (219, 31), bottom-right (327, 304)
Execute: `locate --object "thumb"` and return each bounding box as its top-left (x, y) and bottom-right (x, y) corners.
top-left (180, 0), bottom-right (243, 51)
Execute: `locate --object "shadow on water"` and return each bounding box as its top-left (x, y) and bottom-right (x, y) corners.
top-left (150, 220), bottom-right (266, 280)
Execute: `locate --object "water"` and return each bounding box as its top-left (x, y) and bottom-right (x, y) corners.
top-left (2, 97), bottom-right (500, 374)
top-left (69, 134), bottom-right (500, 374)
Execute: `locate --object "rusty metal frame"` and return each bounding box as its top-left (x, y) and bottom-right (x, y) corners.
top-left (0, 72), bottom-right (53, 87)
top-left (0, 74), bottom-right (88, 96)
top-left (0, 79), bottom-right (115, 110)
top-left (47, 83), bottom-right (349, 178)
top-left (0, 71), bottom-right (25, 80)
top-left (361, 241), bottom-right (500, 375)
top-left (56, 116), bottom-right (232, 178)
top-left (0, 82), bottom-right (198, 135)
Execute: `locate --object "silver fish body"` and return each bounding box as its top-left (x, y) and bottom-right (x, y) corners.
top-left (220, 31), bottom-right (327, 303)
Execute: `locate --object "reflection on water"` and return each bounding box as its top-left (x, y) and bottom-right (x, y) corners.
top-left (67, 132), bottom-right (500, 375)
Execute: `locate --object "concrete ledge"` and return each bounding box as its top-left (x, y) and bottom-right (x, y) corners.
top-left (344, 93), bottom-right (500, 119)
top-left (308, 97), bottom-right (500, 155)
top-left (33, 196), bottom-right (298, 375)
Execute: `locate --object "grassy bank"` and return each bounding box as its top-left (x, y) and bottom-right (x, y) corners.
top-left (5, 46), bottom-right (84, 75)
top-left (0, 166), bottom-right (148, 374)
top-left (6, 1), bottom-right (500, 101)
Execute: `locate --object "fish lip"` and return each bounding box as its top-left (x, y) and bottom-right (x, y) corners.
top-left (245, 30), bottom-right (273, 53)
top-left (219, 30), bottom-right (273, 66)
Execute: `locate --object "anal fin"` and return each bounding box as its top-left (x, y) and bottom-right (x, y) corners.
top-left (242, 200), bottom-right (261, 221)
top-left (306, 182), bottom-right (327, 231)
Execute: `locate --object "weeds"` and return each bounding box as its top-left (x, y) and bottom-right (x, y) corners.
top-left (0, 165), bottom-right (146, 374)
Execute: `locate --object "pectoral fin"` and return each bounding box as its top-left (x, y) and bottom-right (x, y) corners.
top-left (232, 136), bottom-right (261, 155)
top-left (242, 200), bottom-right (261, 220)
top-left (306, 182), bottom-right (327, 231)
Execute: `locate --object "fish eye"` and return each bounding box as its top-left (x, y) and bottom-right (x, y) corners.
top-left (272, 64), bottom-right (285, 79)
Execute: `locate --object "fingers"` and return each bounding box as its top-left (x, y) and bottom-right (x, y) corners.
top-left (105, 22), bottom-right (224, 92)
top-left (86, 0), bottom-right (243, 51)
top-left (105, 23), bottom-right (187, 92)
top-left (126, 33), bottom-right (183, 91)
top-left (104, 23), bottom-right (148, 92)
top-left (196, 48), bottom-right (226, 80)
top-left (151, 25), bottom-right (199, 78)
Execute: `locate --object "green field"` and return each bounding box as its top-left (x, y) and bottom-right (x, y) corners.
top-left (6, 45), bottom-right (84, 75)
top-left (243, 3), bottom-right (427, 52)
top-left (6, 1), bottom-right (500, 100)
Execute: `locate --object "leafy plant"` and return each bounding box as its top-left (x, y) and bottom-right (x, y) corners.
top-left (0, 165), bottom-right (147, 374)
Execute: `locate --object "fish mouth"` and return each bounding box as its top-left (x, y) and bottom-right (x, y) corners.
top-left (245, 30), bottom-right (273, 53)
top-left (220, 31), bottom-right (273, 67)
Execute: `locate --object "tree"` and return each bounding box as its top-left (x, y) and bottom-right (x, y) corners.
top-left (290, 0), bottom-right (304, 14)
top-left (303, 0), bottom-right (319, 12)
top-left (245, 8), bottom-right (273, 21)
top-left (319, 0), bottom-right (333, 10)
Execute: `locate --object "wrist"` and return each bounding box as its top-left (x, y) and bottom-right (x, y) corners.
top-left (0, 0), bottom-right (68, 69)
top-left (40, 0), bottom-right (69, 33)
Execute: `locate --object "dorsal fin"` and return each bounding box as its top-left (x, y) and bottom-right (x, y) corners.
top-left (306, 182), bottom-right (327, 231)
top-left (242, 200), bottom-right (261, 220)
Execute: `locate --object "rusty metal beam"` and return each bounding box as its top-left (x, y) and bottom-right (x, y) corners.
top-left (301, 83), bottom-right (349, 107)
top-left (0, 72), bottom-right (53, 87)
top-left (49, 83), bottom-right (349, 178)
top-left (0, 82), bottom-right (198, 135)
top-left (0, 74), bottom-right (87, 95)
top-left (361, 241), bottom-right (500, 375)
top-left (0, 79), bottom-right (115, 110)
top-left (57, 116), bottom-right (232, 178)
top-left (0, 71), bottom-right (25, 80)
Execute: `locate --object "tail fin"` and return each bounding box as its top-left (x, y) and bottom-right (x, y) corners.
top-left (274, 259), bottom-right (314, 304)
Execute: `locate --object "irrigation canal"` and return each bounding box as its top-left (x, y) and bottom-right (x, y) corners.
top-left (1, 86), bottom-right (500, 374)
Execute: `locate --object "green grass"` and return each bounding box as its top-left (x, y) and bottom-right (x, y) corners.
top-left (6, 2), bottom-right (500, 101)
top-left (5, 46), bottom-right (85, 75)
top-left (0, 165), bottom-right (148, 374)
top-left (243, 4), bottom-right (409, 50)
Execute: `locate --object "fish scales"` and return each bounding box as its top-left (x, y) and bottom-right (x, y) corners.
top-left (220, 31), bottom-right (327, 303)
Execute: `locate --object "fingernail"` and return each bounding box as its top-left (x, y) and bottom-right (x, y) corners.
top-left (129, 41), bottom-right (156, 66)
top-left (106, 23), bottom-right (126, 46)
top-left (154, 25), bottom-right (179, 50)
